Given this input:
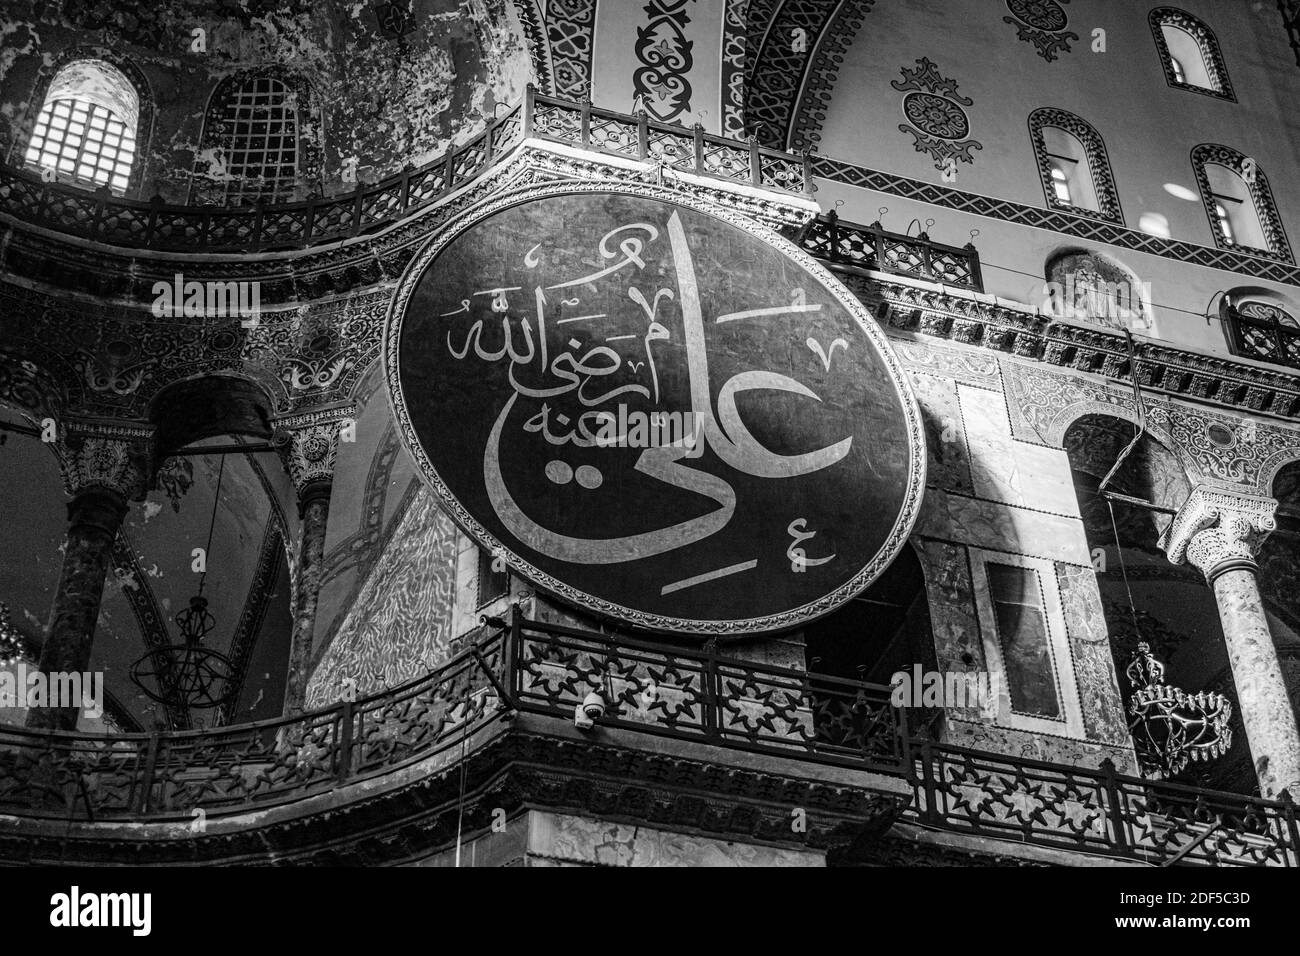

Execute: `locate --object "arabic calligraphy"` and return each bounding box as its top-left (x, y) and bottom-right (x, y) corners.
top-left (392, 186), bottom-right (923, 633)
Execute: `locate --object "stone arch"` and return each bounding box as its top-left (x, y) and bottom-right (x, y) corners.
top-left (1043, 246), bottom-right (1155, 333)
top-left (1062, 413), bottom-right (1253, 792)
top-left (745, 0), bottom-right (878, 151)
top-left (147, 374), bottom-right (276, 470)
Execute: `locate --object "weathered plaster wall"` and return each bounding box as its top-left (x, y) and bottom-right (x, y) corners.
top-left (0, 0), bottom-right (531, 203)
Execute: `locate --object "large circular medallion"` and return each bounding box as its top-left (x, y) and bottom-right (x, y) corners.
top-left (386, 182), bottom-right (925, 635)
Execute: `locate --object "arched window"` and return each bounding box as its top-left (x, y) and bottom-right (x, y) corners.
top-left (22, 59), bottom-right (141, 195)
top-left (1191, 145), bottom-right (1291, 261)
top-left (1028, 109), bottom-right (1122, 223)
top-left (1222, 293), bottom-right (1300, 368)
top-left (192, 72), bottom-right (306, 205)
top-left (1149, 8), bottom-right (1234, 100)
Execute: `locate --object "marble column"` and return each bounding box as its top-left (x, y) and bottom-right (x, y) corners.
top-left (1165, 488), bottom-right (1300, 800)
top-left (28, 436), bottom-right (148, 731)
top-left (278, 421), bottom-right (341, 716)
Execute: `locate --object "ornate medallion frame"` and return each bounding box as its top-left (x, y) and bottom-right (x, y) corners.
top-left (383, 179), bottom-right (927, 637)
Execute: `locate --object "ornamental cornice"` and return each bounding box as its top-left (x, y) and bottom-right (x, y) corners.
top-left (0, 725), bottom-right (910, 866)
top-left (843, 269), bottom-right (1300, 426)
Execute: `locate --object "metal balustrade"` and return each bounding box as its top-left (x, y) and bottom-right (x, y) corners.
top-left (0, 88), bottom-right (810, 254)
top-left (0, 612), bottom-right (1295, 867)
top-left (795, 210), bottom-right (985, 292)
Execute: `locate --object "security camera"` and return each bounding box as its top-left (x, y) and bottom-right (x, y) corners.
top-left (573, 691), bottom-right (606, 730)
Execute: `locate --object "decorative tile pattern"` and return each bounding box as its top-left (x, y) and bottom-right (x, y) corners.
top-left (719, 0), bottom-right (749, 138)
top-left (547, 0), bottom-right (598, 99)
top-left (787, 0), bottom-right (876, 153)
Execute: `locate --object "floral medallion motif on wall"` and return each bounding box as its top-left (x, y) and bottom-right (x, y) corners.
top-left (892, 58), bottom-right (983, 171)
top-left (1003, 0), bottom-right (1078, 61)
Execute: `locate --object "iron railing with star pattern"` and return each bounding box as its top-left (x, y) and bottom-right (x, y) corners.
top-left (0, 612), bottom-right (1296, 867)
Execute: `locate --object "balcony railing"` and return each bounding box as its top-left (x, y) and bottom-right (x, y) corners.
top-left (795, 210), bottom-right (984, 292)
top-left (0, 613), bottom-right (903, 823)
top-left (0, 612), bottom-right (1295, 866)
top-left (0, 89), bottom-right (810, 255)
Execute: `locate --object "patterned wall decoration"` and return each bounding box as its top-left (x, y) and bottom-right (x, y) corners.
top-left (547, 0), bottom-right (599, 99)
top-left (632, 0), bottom-right (697, 122)
top-left (787, 0), bottom-right (876, 153)
top-left (812, 155), bottom-right (1300, 287)
top-left (743, 0), bottom-right (847, 148)
top-left (511, 0), bottom-right (555, 93)
top-left (1028, 108), bottom-right (1122, 224)
top-left (1190, 143), bottom-right (1293, 264)
top-left (0, 349), bottom-right (65, 420)
top-left (892, 58), bottom-right (982, 171)
top-left (1001, 358), bottom-right (1300, 496)
top-left (305, 487), bottom-right (459, 709)
top-left (719, 0), bottom-right (748, 137)
top-left (1003, 0), bottom-right (1078, 62)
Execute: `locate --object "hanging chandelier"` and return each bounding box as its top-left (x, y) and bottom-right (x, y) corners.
top-left (1126, 642), bottom-right (1233, 780)
top-left (0, 603), bottom-right (23, 667)
top-left (130, 456), bottom-right (237, 712)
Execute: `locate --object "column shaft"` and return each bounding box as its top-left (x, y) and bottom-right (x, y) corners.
top-left (1211, 567), bottom-right (1300, 800)
top-left (26, 489), bottom-right (127, 731)
top-left (283, 491), bottom-right (330, 715)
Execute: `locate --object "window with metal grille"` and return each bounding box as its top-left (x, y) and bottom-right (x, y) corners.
top-left (207, 76), bottom-right (299, 204)
top-left (22, 59), bottom-right (139, 195)
top-left (1227, 300), bottom-right (1300, 369)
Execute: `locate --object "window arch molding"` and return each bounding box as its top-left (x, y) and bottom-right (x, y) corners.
top-left (189, 68), bottom-right (318, 206)
top-left (1191, 144), bottom-right (1292, 263)
top-left (1027, 108), bottom-right (1123, 224)
top-left (1219, 287), bottom-right (1300, 369)
top-left (1149, 7), bottom-right (1234, 100)
top-left (1043, 246), bottom-right (1155, 334)
top-left (12, 47), bottom-right (154, 197)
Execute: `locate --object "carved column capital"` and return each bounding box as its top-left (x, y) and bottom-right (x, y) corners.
top-left (58, 433), bottom-right (151, 503)
top-left (1162, 486), bottom-right (1277, 582)
top-left (277, 420), bottom-right (341, 507)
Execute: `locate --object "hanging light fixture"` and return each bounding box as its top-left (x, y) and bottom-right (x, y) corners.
top-left (1126, 642), bottom-right (1233, 780)
top-left (0, 603), bottom-right (23, 667)
top-left (131, 455), bottom-right (236, 712)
